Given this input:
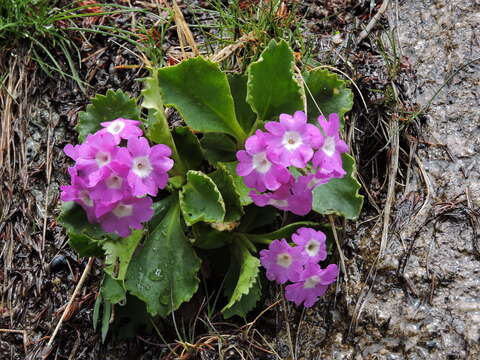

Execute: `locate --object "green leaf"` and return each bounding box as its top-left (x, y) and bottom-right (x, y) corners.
top-left (223, 277), bottom-right (261, 319)
top-left (114, 295), bottom-right (152, 339)
top-left (237, 205), bottom-right (278, 233)
top-left (142, 70), bottom-right (165, 112)
top-left (148, 195), bottom-right (177, 231)
top-left (200, 133), bottom-right (237, 165)
top-left (208, 163), bottom-right (243, 222)
top-left (101, 300), bottom-right (112, 343)
top-left (67, 232), bottom-right (104, 258)
top-left (222, 242), bottom-right (260, 314)
top-left (58, 202), bottom-right (107, 257)
top-left (93, 293), bottom-right (102, 331)
top-left (303, 69), bottom-right (353, 125)
top-left (179, 171), bottom-right (225, 226)
top-left (58, 202), bottom-right (105, 238)
top-left (221, 161), bottom-right (252, 206)
top-left (244, 221), bottom-right (318, 244)
top-left (247, 39), bottom-right (303, 121)
top-left (102, 230), bottom-right (143, 281)
top-left (157, 57), bottom-right (247, 142)
top-left (312, 153), bottom-right (364, 219)
top-left (125, 197), bottom-right (201, 317)
top-left (142, 71), bottom-right (185, 175)
top-left (172, 127), bottom-right (204, 170)
top-left (228, 74), bottom-right (256, 133)
top-left (101, 273), bottom-right (126, 305)
top-left (192, 222), bottom-right (231, 249)
top-left (76, 89), bottom-right (140, 141)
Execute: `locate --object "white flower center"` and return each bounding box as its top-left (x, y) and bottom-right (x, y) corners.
top-left (106, 174), bottom-right (123, 189)
top-left (113, 203), bottom-right (133, 218)
top-left (95, 151), bottom-right (111, 167)
top-left (107, 120), bottom-right (125, 135)
top-left (304, 275), bottom-right (320, 289)
top-left (269, 198), bottom-right (289, 208)
top-left (305, 239), bottom-right (320, 257)
top-left (132, 156), bottom-right (153, 178)
top-left (322, 136), bottom-right (336, 157)
top-left (282, 131), bottom-right (302, 151)
top-left (276, 253), bottom-right (292, 268)
top-left (79, 190), bottom-right (93, 207)
top-left (252, 152), bottom-right (271, 174)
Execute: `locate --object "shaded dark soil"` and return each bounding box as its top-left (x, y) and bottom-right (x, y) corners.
top-left (1, 0), bottom-right (479, 359)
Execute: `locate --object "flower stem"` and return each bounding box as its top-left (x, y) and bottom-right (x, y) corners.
top-left (237, 234), bottom-right (259, 253)
top-left (242, 234), bottom-right (273, 246)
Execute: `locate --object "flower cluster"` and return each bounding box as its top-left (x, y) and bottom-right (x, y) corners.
top-left (259, 227), bottom-right (338, 307)
top-left (61, 118), bottom-right (174, 237)
top-left (236, 111), bottom-right (348, 215)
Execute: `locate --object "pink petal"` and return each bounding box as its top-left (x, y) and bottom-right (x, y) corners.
top-left (236, 160), bottom-right (253, 177)
top-left (264, 121), bottom-right (285, 136)
top-left (128, 136), bottom-right (149, 157)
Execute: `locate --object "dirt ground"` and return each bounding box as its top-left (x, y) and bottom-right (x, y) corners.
top-left (1, 1), bottom-right (479, 359)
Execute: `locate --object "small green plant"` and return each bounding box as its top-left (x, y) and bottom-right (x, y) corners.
top-left (58, 39), bottom-right (363, 339)
top-left (192, 0), bottom-right (310, 70)
top-left (0, 0), bottom-right (144, 88)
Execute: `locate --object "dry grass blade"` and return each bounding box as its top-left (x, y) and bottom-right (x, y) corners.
top-left (46, 257), bottom-right (95, 349)
top-left (0, 55), bottom-right (17, 174)
top-left (0, 328), bottom-right (29, 354)
top-left (41, 121), bottom-right (54, 251)
top-left (209, 32), bottom-right (256, 63)
top-left (294, 65), bottom-right (308, 115)
top-left (244, 299), bottom-right (281, 336)
top-left (349, 119), bottom-right (399, 333)
top-left (299, 74), bottom-right (324, 118)
top-left (167, 0), bottom-right (199, 59)
top-left (252, 329), bottom-right (282, 360)
top-left (411, 153), bottom-right (433, 226)
top-left (329, 215), bottom-right (348, 279)
top-left (357, 0), bottom-right (391, 44)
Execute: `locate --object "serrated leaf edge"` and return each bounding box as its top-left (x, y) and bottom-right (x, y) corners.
top-left (76, 89), bottom-right (139, 141)
top-left (246, 39), bottom-right (303, 120)
top-left (179, 170), bottom-right (226, 226)
top-left (209, 163), bottom-right (244, 222)
top-left (304, 68), bottom-right (354, 123)
top-left (222, 244), bottom-right (260, 312)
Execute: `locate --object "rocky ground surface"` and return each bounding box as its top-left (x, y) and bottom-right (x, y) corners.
top-left (1, 0), bottom-right (479, 359)
top-left (272, 0), bottom-right (480, 359)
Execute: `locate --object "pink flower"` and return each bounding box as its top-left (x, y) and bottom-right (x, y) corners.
top-left (88, 161), bottom-right (131, 208)
top-left (249, 185), bottom-right (291, 210)
top-left (99, 197), bottom-right (154, 237)
top-left (249, 176), bottom-right (313, 216)
top-left (288, 176), bottom-right (314, 215)
top-left (60, 167), bottom-right (96, 222)
top-left (124, 137), bottom-right (174, 197)
top-left (98, 118), bottom-right (143, 144)
top-left (312, 113), bottom-right (348, 178)
top-left (292, 227), bottom-right (327, 263)
top-left (63, 144), bottom-right (82, 161)
top-left (285, 263), bottom-right (339, 307)
top-left (299, 173), bottom-right (329, 189)
top-left (71, 132), bottom-right (119, 182)
top-left (265, 111), bottom-right (321, 168)
top-left (236, 130), bottom-right (292, 192)
top-left (259, 239), bottom-right (306, 284)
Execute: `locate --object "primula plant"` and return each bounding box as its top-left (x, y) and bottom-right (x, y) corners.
top-left (59, 39), bottom-right (363, 337)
